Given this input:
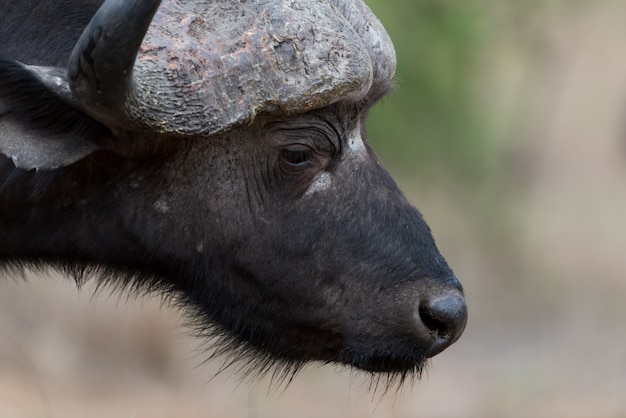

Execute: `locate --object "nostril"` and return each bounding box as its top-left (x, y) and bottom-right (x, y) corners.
top-left (419, 305), bottom-right (451, 337)
top-left (418, 292), bottom-right (468, 355)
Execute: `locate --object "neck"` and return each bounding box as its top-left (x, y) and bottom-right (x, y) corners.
top-left (0, 153), bottom-right (142, 265)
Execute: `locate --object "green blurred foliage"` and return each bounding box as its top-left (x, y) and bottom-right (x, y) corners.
top-left (364, 0), bottom-right (490, 182)
top-left (363, 0), bottom-right (572, 185)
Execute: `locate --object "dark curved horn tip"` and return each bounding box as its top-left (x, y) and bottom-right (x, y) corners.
top-left (69, 0), bottom-right (162, 125)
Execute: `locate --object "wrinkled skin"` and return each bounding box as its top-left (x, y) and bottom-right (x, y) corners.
top-left (0, 0), bottom-right (466, 381)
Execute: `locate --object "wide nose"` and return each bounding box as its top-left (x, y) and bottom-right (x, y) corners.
top-left (418, 287), bottom-right (468, 357)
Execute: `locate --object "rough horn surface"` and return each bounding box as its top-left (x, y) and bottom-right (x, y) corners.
top-left (73, 0), bottom-right (386, 136)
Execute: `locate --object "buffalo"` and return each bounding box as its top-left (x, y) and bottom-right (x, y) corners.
top-left (0, 0), bottom-right (467, 386)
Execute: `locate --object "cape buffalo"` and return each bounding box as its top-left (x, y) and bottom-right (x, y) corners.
top-left (0, 0), bottom-right (467, 386)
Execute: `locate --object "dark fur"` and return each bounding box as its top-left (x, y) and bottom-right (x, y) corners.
top-left (0, 58), bottom-right (110, 138)
top-left (0, 0), bottom-right (464, 391)
top-left (0, 1), bottom-right (102, 66)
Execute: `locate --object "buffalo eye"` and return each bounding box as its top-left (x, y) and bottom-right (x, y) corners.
top-left (280, 147), bottom-right (312, 171)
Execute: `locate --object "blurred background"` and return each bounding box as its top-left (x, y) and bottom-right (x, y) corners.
top-left (2, 0), bottom-right (626, 416)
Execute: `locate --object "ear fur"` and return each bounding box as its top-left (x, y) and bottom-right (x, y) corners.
top-left (0, 58), bottom-right (110, 170)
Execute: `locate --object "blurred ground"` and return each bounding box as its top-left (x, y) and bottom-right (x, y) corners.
top-left (2, 1), bottom-right (626, 417)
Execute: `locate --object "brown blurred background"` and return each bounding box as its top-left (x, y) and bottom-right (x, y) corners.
top-left (2, 0), bottom-right (626, 416)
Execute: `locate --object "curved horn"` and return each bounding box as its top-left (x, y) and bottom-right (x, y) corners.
top-left (68, 0), bottom-right (161, 128)
top-left (70, 0), bottom-right (382, 136)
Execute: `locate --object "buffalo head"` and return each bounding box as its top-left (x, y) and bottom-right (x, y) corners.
top-left (0, 0), bottom-right (467, 385)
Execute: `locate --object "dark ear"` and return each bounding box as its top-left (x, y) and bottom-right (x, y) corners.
top-left (0, 58), bottom-right (111, 170)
